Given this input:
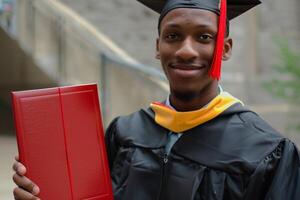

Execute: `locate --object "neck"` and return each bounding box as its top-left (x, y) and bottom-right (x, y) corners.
top-left (169, 82), bottom-right (219, 112)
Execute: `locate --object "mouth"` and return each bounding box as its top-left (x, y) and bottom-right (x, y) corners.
top-left (167, 63), bottom-right (207, 78)
top-left (169, 63), bottom-right (206, 70)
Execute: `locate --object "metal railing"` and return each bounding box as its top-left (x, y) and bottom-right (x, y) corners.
top-left (13, 0), bottom-right (168, 126)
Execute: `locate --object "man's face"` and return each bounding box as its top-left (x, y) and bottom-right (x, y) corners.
top-left (156, 8), bottom-right (231, 101)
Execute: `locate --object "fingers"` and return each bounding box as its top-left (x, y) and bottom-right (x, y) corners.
top-left (15, 155), bottom-right (19, 161)
top-left (12, 155), bottom-right (40, 200)
top-left (12, 173), bottom-right (40, 195)
top-left (12, 161), bottom-right (26, 176)
top-left (13, 187), bottom-right (40, 200)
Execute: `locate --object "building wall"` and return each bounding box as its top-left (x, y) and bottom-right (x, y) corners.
top-left (59, 0), bottom-right (299, 133)
top-left (0, 27), bottom-right (56, 133)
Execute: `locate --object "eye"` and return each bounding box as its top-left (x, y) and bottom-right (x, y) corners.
top-left (198, 34), bottom-right (213, 42)
top-left (164, 33), bottom-right (180, 41)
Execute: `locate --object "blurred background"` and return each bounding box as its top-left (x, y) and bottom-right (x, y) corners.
top-left (0, 0), bottom-right (299, 199)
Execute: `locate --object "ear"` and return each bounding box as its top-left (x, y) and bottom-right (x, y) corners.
top-left (222, 37), bottom-right (233, 61)
top-left (155, 38), bottom-right (160, 60)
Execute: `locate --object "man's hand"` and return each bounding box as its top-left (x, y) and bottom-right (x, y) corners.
top-left (12, 155), bottom-right (40, 200)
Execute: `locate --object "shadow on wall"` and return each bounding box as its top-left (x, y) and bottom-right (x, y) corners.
top-left (0, 27), bottom-right (57, 135)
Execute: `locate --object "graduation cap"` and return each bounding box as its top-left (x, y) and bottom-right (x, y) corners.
top-left (137, 0), bottom-right (261, 80)
top-left (137, 0), bottom-right (261, 22)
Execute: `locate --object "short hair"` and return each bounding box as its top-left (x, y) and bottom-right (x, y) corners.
top-left (226, 18), bottom-right (230, 37)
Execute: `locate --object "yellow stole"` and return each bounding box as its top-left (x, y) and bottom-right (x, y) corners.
top-left (150, 92), bottom-right (243, 133)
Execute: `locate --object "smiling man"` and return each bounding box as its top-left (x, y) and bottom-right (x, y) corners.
top-left (12, 0), bottom-right (300, 199)
top-left (157, 8), bottom-right (226, 111)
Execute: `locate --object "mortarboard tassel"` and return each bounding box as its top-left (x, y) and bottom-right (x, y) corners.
top-left (209, 0), bottom-right (227, 80)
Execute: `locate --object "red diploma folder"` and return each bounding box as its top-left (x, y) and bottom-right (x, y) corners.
top-left (12, 84), bottom-right (114, 200)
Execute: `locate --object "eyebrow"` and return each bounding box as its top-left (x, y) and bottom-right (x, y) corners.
top-left (163, 22), bottom-right (215, 29)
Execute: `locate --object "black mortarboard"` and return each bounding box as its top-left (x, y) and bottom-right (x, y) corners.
top-left (137, 0), bottom-right (261, 23)
top-left (137, 0), bottom-right (261, 80)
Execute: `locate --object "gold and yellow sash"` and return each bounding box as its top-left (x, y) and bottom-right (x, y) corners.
top-left (150, 92), bottom-right (243, 133)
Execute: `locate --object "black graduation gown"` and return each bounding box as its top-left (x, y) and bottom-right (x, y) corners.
top-left (105, 104), bottom-right (300, 200)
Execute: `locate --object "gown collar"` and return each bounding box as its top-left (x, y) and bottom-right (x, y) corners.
top-left (150, 91), bottom-right (243, 133)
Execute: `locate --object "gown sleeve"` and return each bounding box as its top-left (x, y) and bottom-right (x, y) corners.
top-left (105, 117), bottom-right (120, 170)
top-left (244, 139), bottom-right (300, 200)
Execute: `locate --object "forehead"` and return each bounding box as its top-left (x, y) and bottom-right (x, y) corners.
top-left (160, 8), bottom-right (218, 28)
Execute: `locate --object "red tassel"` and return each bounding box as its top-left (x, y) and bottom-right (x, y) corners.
top-left (209, 0), bottom-right (227, 80)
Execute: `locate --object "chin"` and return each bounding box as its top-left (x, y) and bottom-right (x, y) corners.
top-left (169, 79), bottom-right (216, 102)
top-left (171, 89), bottom-right (199, 102)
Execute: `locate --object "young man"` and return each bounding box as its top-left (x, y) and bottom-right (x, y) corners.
top-left (12, 0), bottom-right (300, 199)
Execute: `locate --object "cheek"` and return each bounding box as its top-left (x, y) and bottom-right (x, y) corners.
top-left (159, 42), bottom-right (177, 57)
top-left (199, 44), bottom-right (215, 59)
top-left (158, 46), bottom-right (175, 68)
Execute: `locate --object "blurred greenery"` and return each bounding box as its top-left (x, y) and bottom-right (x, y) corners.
top-left (264, 38), bottom-right (300, 131)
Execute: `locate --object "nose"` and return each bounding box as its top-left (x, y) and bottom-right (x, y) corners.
top-left (175, 37), bottom-right (198, 62)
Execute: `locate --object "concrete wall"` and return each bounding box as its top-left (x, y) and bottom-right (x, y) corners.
top-left (1, 0), bottom-right (168, 129)
top-left (1, 0), bottom-right (299, 131)
top-left (58, 0), bottom-right (300, 139)
top-left (0, 27), bottom-right (56, 133)
top-left (2, 0), bottom-right (299, 134)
